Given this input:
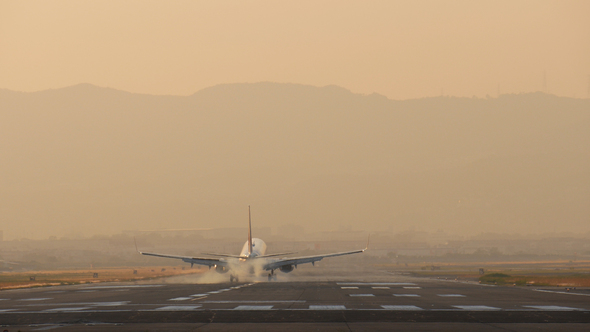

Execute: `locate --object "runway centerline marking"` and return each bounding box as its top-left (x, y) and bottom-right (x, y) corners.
top-left (168, 297), bottom-right (192, 301)
top-left (453, 305), bottom-right (501, 311)
top-left (523, 305), bottom-right (586, 311)
top-left (0, 309), bottom-right (16, 312)
top-left (382, 305), bottom-right (423, 310)
top-left (190, 294), bottom-right (208, 297)
top-left (234, 305), bottom-right (273, 310)
top-left (18, 298), bottom-right (52, 301)
top-left (403, 287), bottom-right (422, 289)
top-left (437, 294), bottom-right (465, 297)
top-left (349, 294), bottom-right (374, 297)
top-left (341, 287), bottom-right (359, 289)
top-left (393, 294), bottom-right (420, 297)
top-left (372, 286), bottom-right (390, 289)
top-left (309, 305), bottom-right (346, 310)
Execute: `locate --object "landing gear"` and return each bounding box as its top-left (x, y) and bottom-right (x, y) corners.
top-left (230, 274), bottom-right (239, 283)
top-left (268, 270), bottom-right (277, 282)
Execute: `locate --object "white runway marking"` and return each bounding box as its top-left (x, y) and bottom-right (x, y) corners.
top-left (523, 305), bottom-right (585, 311)
top-left (18, 298), bottom-right (52, 301)
top-left (403, 286), bottom-right (422, 289)
top-left (372, 286), bottom-right (390, 289)
top-left (349, 294), bottom-right (374, 297)
top-left (218, 288), bottom-right (231, 292)
top-left (338, 282), bottom-right (416, 286)
top-left (202, 300), bottom-right (305, 303)
top-left (309, 305), bottom-right (346, 310)
top-left (393, 294), bottom-right (420, 297)
top-left (77, 290), bottom-right (97, 293)
top-left (341, 287), bottom-right (359, 289)
top-left (381, 305), bottom-right (423, 310)
top-left (234, 305), bottom-right (273, 310)
top-left (43, 307), bottom-right (90, 312)
top-left (168, 297), bottom-right (192, 301)
top-left (208, 291), bottom-right (222, 294)
top-left (191, 294), bottom-right (209, 297)
top-left (0, 309), bottom-right (16, 312)
top-left (453, 305), bottom-right (500, 311)
top-left (533, 289), bottom-right (590, 297)
top-left (82, 285), bottom-right (163, 289)
top-left (155, 305), bottom-right (201, 311)
top-left (0, 298), bottom-right (9, 301)
top-left (31, 325), bottom-right (65, 331)
top-left (437, 294), bottom-right (465, 297)
top-left (88, 301), bottom-right (129, 306)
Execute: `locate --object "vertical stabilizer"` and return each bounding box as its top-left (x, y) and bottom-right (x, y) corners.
top-left (248, 206), bottom-right (253, 255)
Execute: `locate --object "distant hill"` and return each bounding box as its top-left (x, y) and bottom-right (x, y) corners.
top-left (1, 83), bottom-right (589, 239)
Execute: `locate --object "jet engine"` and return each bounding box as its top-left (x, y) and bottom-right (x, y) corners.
top-left (215, 265), bottom-right (229, 274)
top-left (279, 265), bottom-right (294, 273)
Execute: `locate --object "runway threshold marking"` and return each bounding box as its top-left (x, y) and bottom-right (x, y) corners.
top-left (234, 305), bottom-right (273, 310)
top-left (393, 294), bottom-right (420, 297)
top-left (81, 285), bottom-right (163, 290)
top-left (155, 305), bottom-right (202, 311)
top-left (337, 283), bottom-right (416, 286)
top-left (43, 307), bottom-right (91, 312)
top-left (452, 305), bottom-right (501, 311)
top-left (309, 305), bottom-right (346, 310)
top-left (523, 305), bottom-right (586, 311)
top-left (381, 305), bottom-right (423, 310)
top-left (202, 300), bottom-right (305, 303)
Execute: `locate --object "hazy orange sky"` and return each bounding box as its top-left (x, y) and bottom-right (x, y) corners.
top-left (1, 0), bottom-right (589, 99)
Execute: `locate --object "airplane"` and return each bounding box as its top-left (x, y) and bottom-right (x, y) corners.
top-left (136, 206), bottom-right (369, 282)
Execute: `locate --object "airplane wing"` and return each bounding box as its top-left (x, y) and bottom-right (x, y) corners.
top-left (262, 235), bottom-right (369, 271)
top-left (262, 248), bottom-right (366, 271)
top-left (139, 251), bottom-right (229, 268)
top-left (134, 239), bottom-right (228, 268)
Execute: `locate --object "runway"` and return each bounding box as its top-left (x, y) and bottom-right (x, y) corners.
top-left (1, 272), bottom-right (589, 331)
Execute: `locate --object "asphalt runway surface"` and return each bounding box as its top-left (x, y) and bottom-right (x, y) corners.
top-left (1, 270), bottom-right (589, 331)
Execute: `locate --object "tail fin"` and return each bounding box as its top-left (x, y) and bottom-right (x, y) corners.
top-left (248, 205), bottom-right (253, 255)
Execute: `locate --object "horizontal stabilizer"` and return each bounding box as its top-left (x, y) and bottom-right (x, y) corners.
top-left (256, 252), bottom-right (297, 258)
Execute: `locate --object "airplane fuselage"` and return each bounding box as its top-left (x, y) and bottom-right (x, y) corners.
top-left (239, 238), bottom-right (266, 260)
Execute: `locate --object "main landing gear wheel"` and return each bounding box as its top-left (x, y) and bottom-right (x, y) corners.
top-left (268, 273), bottom-right (277, 282)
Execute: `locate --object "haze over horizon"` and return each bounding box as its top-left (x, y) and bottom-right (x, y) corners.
top-left (1, 83), bottom-right (589, 240)
top-left (1, 1), bottom-right (589, 241)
